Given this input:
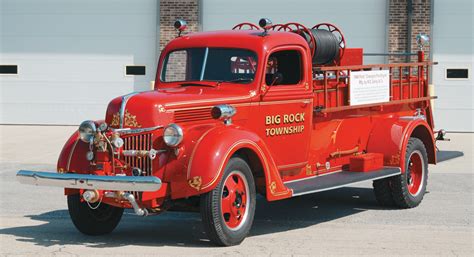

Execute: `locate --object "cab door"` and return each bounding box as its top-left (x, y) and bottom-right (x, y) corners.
top-left (257, 46), bottom-right (313, 170)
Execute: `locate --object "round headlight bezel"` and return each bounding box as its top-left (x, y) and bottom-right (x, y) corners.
top-left (79, 120), bottom-right (97, 143)
top-left (163, 123), bottom-right (184, 147)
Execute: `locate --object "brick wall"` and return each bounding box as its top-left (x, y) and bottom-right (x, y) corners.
top-left (388, 0), bottom-right (431, 63)
top-left (159, 0), bottom-right (199, 51)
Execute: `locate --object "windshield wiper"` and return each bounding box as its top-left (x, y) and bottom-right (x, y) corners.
top-left (217, 78), bottom-right (254, 84)
top-left (180, 82), bottom-right (215, 87)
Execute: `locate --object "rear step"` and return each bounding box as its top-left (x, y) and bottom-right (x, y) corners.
top-left (285, 167), bottom-right (401, 196)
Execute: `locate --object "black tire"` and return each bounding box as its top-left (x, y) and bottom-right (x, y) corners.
top-left (200, 157), bottom-right (256, 246)
top-left (67, 194), bottom-right (124, 235)
top-left (390, 137), bottom-right (429, 208)
top-left (373, 178), bottom-right (395, 207)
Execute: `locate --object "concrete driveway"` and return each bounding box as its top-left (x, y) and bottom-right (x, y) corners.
top-left (0, 125), bottom-right (472, 256)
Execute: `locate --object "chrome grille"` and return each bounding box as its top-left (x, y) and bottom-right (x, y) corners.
top-left (122, 133), bottom-right (153, 176)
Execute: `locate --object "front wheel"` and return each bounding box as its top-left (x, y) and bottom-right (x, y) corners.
top-left (200, 157), bottom-right (256, 246)
top-left (67, 194), bottom-right (124, 235)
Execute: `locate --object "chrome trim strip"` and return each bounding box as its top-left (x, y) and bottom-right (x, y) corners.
top-left (66, 137), bottom-right (80, 171)
top-left (199, 47), bottom-right (209, 81)
top-left (119, 92), bottom-right (140, 128)
top-left (112, 125), bottom-right (163, 135)
top-left (16, 170), bottom-right (162, 192)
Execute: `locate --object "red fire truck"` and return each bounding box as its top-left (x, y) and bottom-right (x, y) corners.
top-left (17, 18), bottom-right (445, 246)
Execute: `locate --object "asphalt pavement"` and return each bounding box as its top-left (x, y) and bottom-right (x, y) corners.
top-left (0, 125), bottom-right (472, 256)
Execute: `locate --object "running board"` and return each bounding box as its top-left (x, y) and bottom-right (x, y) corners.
top-left (285, 167), bottom-right (401, 197)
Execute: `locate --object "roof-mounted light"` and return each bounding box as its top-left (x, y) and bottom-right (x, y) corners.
top-left (416, 34), bottom-right (430, 50)
top-left (259, 18), bottom-right (273, 36)
top-left (174, 19), bottom-right (187, 37)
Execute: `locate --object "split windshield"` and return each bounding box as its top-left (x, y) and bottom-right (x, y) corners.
top-left (161, 48), bottom-right (258, 83)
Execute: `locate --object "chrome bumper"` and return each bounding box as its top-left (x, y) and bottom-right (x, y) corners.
top-left (16, 170), bottom-right (162, 192)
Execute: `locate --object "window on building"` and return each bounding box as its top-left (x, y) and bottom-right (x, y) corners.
top-left (0, 65), bottom-right (18, 75)
top-left (126, 65), bottom-right (146, 76)
top-left (446, 68), bottom-right (469, 80)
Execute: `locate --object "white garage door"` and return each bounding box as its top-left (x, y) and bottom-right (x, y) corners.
top-left (432, 0), bottom-right (473, 132)
top-left (202, 0), bottom-right (387, 64)
top-left (0, 0), bottom-right (158, 125)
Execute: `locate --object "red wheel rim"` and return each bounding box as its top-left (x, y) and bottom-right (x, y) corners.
top-left (221, 171), bottom-right (249, 230)
top-left (407, 150), bottom-right (424, 196)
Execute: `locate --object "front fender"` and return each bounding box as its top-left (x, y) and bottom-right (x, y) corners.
top-left (57, 130), bottom-right (90, 195)
top-left (181, 125), bottom-right (291, 201)
top-left (367, 118), bottom-right (436, 173)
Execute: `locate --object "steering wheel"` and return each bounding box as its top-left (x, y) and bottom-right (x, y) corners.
top-left (281, 23), bottom-right (316, 58)
top-left (232, 23), bottom-right (261, 30)
top-left (312, 23), bottom-right (346, 63)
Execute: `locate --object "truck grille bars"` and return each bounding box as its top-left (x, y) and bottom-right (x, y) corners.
top-left (123, 133), bottom-right (153, 176)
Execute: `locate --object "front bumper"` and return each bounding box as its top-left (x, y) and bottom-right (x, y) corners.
top-left (16, 170), bottom-right (162, 192)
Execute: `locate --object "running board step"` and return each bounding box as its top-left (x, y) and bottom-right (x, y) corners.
top-left (285, 167), bottom-right (401, 197)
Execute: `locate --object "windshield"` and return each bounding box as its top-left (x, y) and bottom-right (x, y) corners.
top-left (161, 48), bottom-right (258, 83)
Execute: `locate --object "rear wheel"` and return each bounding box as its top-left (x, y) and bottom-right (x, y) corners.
top-left (67, 194), bottom-right (123, 235)
top-left (372, 137), bottom-right (428, 208)
top-left (390, 138), bottom-right (428, 208)
top-left (200, 157), bottom-right (256, 246)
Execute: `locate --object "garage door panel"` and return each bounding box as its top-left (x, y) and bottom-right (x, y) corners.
top-left (434, 109), bottom-right (473, 132)
top-left (1, 37), bottom-right (156, 60)
top-left (2, 14), bottom-right (156, 37)
top-left (433, 0), bottom-right (473, 132)
top-left (1, 0), bottom-right (157, 125)
top-left (433, 87), bottom-right (473, 109)
top-left (1, 0), bottom-right (156, 15)
top-left (0, 103), bottom-right (109, 125)
top-left (1, 81), bottom-right (132, 104)
top-left (202, 0), bottom-right (387, 63)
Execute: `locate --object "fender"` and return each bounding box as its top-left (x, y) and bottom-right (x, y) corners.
top-left (185, 125), bottom-right (291, 201)
top-left (57, 131), bottom-right (90, 195)
top-left (367, 118), bottom-right (436, 173)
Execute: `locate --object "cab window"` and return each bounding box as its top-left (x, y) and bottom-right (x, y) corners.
top-left (265, 50), bottom-right (302, 86)
top-left (161, 48), bottom-right (257, 83)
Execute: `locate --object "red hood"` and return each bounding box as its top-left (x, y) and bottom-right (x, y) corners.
top-left (105, 86), bottom-right (254, 128)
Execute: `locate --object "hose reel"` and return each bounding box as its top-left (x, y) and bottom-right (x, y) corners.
top-left (232, 20), bottom-right (346, 65)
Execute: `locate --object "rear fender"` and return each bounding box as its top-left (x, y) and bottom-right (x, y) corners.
top-left (184, 125), bottom-right (291, 201)
top-left (367, 118), bottom-right (436, 173)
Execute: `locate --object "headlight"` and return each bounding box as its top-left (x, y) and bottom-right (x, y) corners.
top-left (163, 123), bottom-right (183, 147)
top-left (79, 120), bottom-right (97, 143)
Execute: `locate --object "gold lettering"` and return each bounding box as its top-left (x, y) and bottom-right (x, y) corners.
top-left (266, 116), bottom-right (272, 125)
